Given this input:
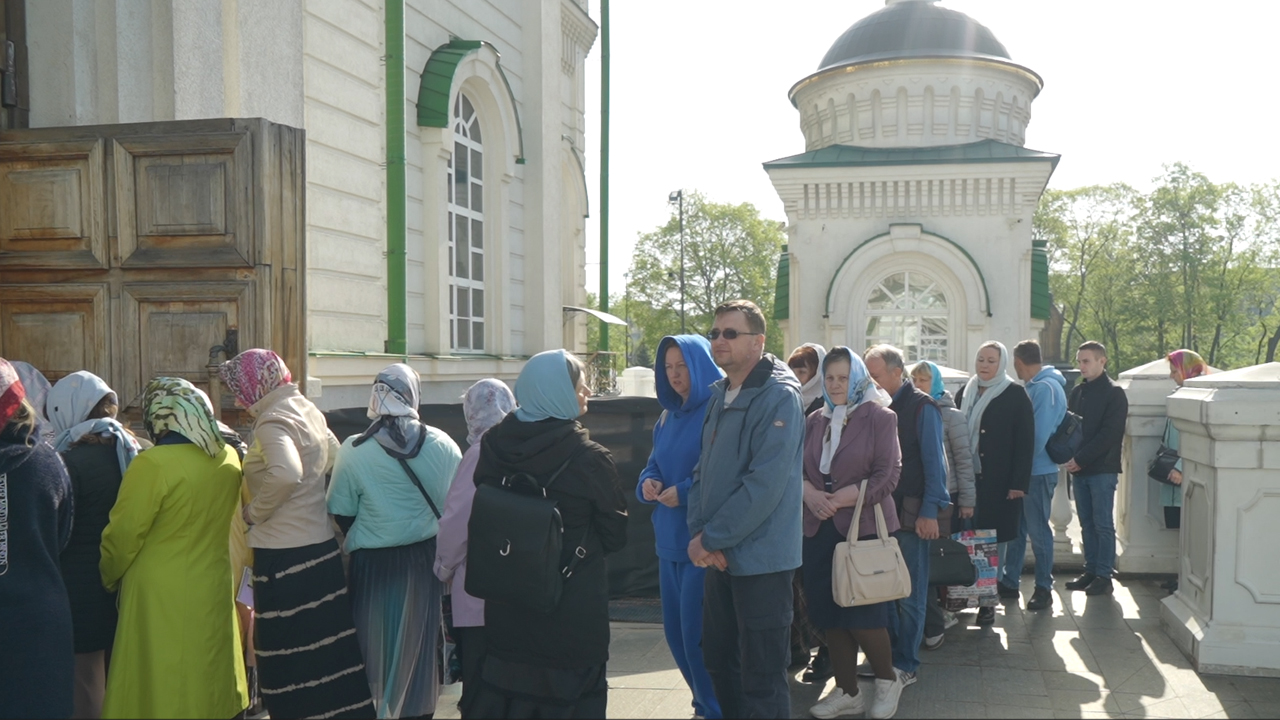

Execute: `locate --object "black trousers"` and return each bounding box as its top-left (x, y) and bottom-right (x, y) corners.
top-left (702, 568), bottom-right (794, 719)
top-left (455, 626), bottom-right (486, 719)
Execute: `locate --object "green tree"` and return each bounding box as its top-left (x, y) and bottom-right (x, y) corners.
top-left (627, 192), bottom-right (787, 357)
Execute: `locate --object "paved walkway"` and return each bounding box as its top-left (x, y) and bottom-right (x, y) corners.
top-left (436, 577), bottom-right (1280, 719)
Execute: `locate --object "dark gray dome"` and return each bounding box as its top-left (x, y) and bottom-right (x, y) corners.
top-left (819, 0), bottom-right (1010, 71)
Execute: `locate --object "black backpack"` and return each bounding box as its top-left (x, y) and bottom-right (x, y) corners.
top-left (465, 447), bottom-right (589, 614)
top-left (1045, 410), bottom-right (1083, 464)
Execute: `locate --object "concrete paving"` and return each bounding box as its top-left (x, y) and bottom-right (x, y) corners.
top-left (436, 577), bottom-right (1280, 719)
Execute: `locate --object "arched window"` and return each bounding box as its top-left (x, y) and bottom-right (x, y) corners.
top-left (448, 93), bottom-right (485, 352)
top-left (864, 270), bottom-right (948, 364)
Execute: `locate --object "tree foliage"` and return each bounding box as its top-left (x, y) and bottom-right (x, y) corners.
top-left (1041, 166), bottom-right (1280, 373)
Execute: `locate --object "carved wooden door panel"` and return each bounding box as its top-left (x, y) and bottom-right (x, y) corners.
top-left (0, 118), bottom-right (305, 424)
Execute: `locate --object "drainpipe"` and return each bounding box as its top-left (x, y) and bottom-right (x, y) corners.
top-left (598, 0), bottom-right (610, 352)
top-left (385, 0), bottom-right (407, 355)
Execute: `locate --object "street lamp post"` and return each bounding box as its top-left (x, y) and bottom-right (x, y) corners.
top-left (668, 189), bottom-right (686, 334)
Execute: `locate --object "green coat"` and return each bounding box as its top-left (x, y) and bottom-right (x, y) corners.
top-left (100, 443), bottom-right (249, 719)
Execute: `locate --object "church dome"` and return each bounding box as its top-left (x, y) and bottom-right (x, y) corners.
top-left (818, 0), bottom-right (1009, 71)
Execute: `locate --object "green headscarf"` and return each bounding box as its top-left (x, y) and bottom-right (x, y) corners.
top-left (143, 377), bottom-right (226, 457)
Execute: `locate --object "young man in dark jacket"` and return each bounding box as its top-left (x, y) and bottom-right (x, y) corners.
top-left (1064, 341), bottom-right (1129, 596)
top-left (687, 300), bottom-right (804, 719)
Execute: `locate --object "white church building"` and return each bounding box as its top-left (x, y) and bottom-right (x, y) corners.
top-left (2, 0), bottom-right (595, 409)
top-left (766, 0), bottom-right (1058, 366)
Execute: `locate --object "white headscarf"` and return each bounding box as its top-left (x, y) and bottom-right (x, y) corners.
top-left (47, 371), bottom-right (141, 474)
top-left (819, 348), bottom-right (892, 475)
top-left (961, 341), bottom-right (1014, 475)
top-left (356, 363), bottom-right (426, 458)
top-left (791, 343), bottom-right (828, 410)
top-left (463, 379), bottom-right (516, 446)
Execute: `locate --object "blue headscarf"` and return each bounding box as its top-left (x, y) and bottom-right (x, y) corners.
top-left (514, 349), bottom-right (583, 422)
top-left (821, 347), bottom-right (886, 410)
top-left (918, 360), bottom-right (946, 399)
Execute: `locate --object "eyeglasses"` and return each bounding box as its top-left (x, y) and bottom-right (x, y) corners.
top-left (707, 329), bottom-right (763, 341)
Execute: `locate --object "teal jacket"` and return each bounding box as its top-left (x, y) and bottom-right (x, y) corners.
top-left (687, 354), bottom-right (804, 576)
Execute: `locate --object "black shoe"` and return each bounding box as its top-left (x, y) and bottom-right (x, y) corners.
top-left (790, 648), bottom-right (811, 670)
top-left (1084, 577), bottom-right (1114, 596)
top-left (802, 646), bottom-right (833, 684)
top-left (976, 606), bottom-right (996, 625)
top-left (1065, 572), bottom-right (1097, 591)
top-left (1026, 587), bottom-right (1053, 611)
top-left (997, 582), bottom-right (1021, 600)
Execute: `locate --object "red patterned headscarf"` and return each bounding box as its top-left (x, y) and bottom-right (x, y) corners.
top-left (0, 359), bottom-right (28, 428)
top-left (218, 349), bottom-right (293, 409)
top-left (1167, 349), bottom-right (1208, 384)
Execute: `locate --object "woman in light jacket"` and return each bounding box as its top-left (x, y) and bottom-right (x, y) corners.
top-left (219, 349), bottom-right (373, 720)
top-left (955, 342), bottom-right (1035, 625)
top-left (435, 379), bottom-right (517, 718)
top-left (1162, 350), bottom-right (1208, 529)
top-left (802, 347), bottom-right (904, 720)
top-left (327, 363), bottom-right (462, 719)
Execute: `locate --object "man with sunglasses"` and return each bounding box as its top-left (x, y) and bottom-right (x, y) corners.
top-left (687, 299), bottom-right (804, 718)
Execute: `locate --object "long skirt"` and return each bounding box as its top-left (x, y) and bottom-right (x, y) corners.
top-left (254, 538), bottom-right (374, 719)
top-left (802, 520), bottom-right (891, 630)
top-left (350, 538), bottom-right (442, 719)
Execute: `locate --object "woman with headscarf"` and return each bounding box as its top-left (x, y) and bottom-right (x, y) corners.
top-left (468, 350), bottom-right (629, 718)
top-left (1162, 350), bottom-right (1209, 530)
top-left (98, 377), bottom-right (248, 718)
top-left (12, 361), bottom-right (55, 445)
top-left (218, 349), bottom-right (372, 719)
top-left (327, 363), bottom-right (462, 719)
top-left (435, 379), bottom-right (517, 718)
top-left (788, 343), bottom-right (828, 415)
top-left (47, 371), bottom-right (143, 719)
top-left (637, 336), bottom-right (723, 719)
top-left (909, 361), bottom-right (976, 648)
top-left (0, 359), bottom-right (75, 719)
top-left (955, 342), bottom-right (1035, 625)
top-left (801, 348), bottom-right (904, 720)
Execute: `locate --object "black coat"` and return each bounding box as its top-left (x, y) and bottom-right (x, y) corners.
top-left (58, 441), bottom-right (123, 653)
top-left (1068, 373), bottom-right (1128, 475)
top-left (956, 383), bottom-right (1035, 543)
top-left (475, 415), bottom-right (628, 670)
top-left (0, 425), bottom-right (75, 718)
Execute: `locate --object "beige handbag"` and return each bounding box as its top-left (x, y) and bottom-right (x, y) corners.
top-left (832, 479), bottom-right (912, 607)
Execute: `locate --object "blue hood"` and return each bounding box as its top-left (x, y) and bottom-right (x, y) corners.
top-left (654, 335), bottom-right (724, 414)
top-left (1034, 365), bottom-right (1068, 389)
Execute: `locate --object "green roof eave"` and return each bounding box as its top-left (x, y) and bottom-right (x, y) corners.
top-left (764, 139), bottom-right (1059, 171)
top-left (416, 39), bottom-right (524, 163)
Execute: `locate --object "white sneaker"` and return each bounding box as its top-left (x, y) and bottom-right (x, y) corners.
top-left (810, 687), bottom-right (865, 719)
top-left (897, 668), bottom-right (918, 687)
top-left (943, 610), bottom-right (959, 630)
top-left (869, 676), bottom-right (904, 719)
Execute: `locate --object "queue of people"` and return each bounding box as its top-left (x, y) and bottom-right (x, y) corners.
top-left (0, 302), bottom-right (1152, 720)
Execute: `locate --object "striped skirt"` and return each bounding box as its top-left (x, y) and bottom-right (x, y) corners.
top-left (253, 538), bottom-right (373, 719)
top-left (349, 538), bottom-right (442, 719)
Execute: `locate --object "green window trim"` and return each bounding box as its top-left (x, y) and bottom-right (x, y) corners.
top-left (774, 245), bottom-right (790, 321)
top-left (417, 39), bottom-right (525, 163)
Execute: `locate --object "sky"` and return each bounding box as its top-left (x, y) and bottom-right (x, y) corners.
top-left (579, 0), bottom-right (1280, 298)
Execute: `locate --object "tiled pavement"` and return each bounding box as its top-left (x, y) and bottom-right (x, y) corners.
top-left (436, 577), bottom-right (1280, 719)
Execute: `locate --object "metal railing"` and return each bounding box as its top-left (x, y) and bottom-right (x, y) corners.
top-left (576, 351), bottom-right (620, 397)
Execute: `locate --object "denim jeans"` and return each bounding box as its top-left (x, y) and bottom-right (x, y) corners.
top-left (1000, 473), bottom-right (1058, 590)
top-left (1072, 473), bottom-right (1118, 578)
top-left (702, 569), bottom-right (793, 719)
top-left (887, 530), bottom-right (930, 674)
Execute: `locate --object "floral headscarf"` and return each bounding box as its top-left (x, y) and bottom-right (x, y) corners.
top-left (143, 377), bottom-right (226, 457)
top-left (1168, 350), bottom-right (1209, 384)
top-left (354, 363), bottom-right (427, 459)
top-left (47, 371), bottom-right (141, 473)
top-left (463, 379), bottom-right (516, 446)
top-left (219, 349), bottom-right (293, 410)
top-left (0, 359), bottom-right (26, 428)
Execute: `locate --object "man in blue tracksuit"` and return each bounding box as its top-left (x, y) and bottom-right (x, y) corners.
top-left (687, 300), bottom-right (804, 719)
top-left (1002, 340), bottom-right (1068, 611)
top-left (637, 334), bottom-right (724, 719)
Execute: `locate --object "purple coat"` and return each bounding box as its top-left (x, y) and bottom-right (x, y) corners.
top-left (802, 402), bottom-right (902, 539)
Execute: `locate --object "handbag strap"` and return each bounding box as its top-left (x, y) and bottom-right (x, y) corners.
top-left (846, 479), bottom-right (870, 542)
top-left (394, 456), bottom-right (443, 520)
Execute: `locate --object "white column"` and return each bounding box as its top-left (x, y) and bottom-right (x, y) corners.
top-left (1160, 362), bottom-right (1280, 676)
top-left (1115, 358), bottom-right (1180, 573)
top-left (1050, 466), bottom-right (1074, 556)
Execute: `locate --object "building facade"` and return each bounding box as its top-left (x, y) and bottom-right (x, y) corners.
top-left (765, 0), bottom-right (1058, 366)
top-left (17, 0), bottom-right (596, 407)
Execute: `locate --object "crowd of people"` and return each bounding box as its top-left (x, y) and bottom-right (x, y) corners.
top-left (0, 295), bottom-right (1198, 719)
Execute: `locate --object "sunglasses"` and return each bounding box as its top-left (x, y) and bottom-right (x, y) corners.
top-left (707, 329), bottom-right (763, 341)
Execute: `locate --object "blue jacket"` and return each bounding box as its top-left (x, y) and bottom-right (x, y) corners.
top-left (1027, 366), bottom-right (1069, 476)
top-left (637, 335), bottom-right (724, 563)
top-left (687, 354), bottom-right (804, 576)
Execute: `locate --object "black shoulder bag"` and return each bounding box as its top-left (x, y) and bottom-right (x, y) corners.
top-left (465, 446), bottom-right (590, 614)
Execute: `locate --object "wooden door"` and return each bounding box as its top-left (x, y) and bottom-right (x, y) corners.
top-left (0, 118), bottom-right (305, 425)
